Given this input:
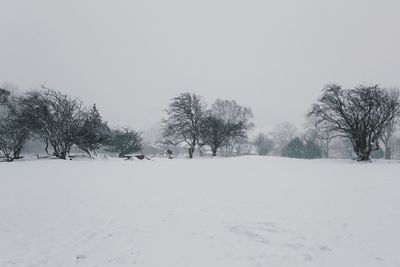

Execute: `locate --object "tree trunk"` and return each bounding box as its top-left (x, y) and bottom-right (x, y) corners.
top-left (322, 140), bottom-right (330, 158)
top-left (5, 153), bottom-right (13, 162)
top-left (352, 138), bottom-right (372, 161)
top-left (60, 151), bottom-right (67, 160)
top-left (13, 147), bottom-right (21, 159)
top-left (356, 149), bottom-right (371, 161)
top-left (356, 155), bottom-right (369, 161)
top-left (236, 143), bottom-right (241, 156)
top-left (188, 141), bottom-right (195, 159)
top-left (44, 140), bottom-right (50, 155)
top-left (384, 144), bottom-right (392, 160)
top-left (212, 149), bottom-right (217, 157)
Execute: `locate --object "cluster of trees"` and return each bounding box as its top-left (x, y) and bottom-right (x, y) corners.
top-left (252, 122), bottom-right (322, 159)
top-left (252, 85), bottom-right (400, 162)
top-left (0, 85), bottom-right (142, 161)
top-left (161, 93), bottom-right (253, 158)
top-left (160, 85), bottom-right (400, 162)
top-left (281, 137), bottom-right (322, 159)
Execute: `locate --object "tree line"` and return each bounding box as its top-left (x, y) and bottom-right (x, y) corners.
top-left (0, 85), bottom-right (142, 161)
top-left (1, 83), bottom-right (400, 162)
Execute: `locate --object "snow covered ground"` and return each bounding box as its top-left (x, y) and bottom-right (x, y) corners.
top-left (1, 156), bottom-right (399, 267)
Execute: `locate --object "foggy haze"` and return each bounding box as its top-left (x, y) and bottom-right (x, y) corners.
top-left (1, 0), bottom-right (400, 133)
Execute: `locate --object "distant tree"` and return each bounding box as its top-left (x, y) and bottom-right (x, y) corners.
top-left (75, 104), bottom-right (111, 158)
top-left (199, 116), bottom-right (246, 156)
top-left (309, 84), bottom-right (400, 161)
top-left (305, 125), bottom-right (334, 158)
top-left (211, 99), bottom-right (254, 155)
top-left (211, 99), bottom-right (254, 125)
top-left (281, 136), bottom-right (322, 159)
top-left (380, 88), bottom-right (400, 159)
top-left (162, 93), bottom-right (207, 159)
top-left (391, 135), bottom-right (400, 159)
top-left (269, 122), bottom-right (297, 154)
top-left (253, 133), bottom-right (275, 155)
top-left (330, 137), bottom-right (355, 159)
top-left (370, 146), bottom-right (384, 159)
top-left (107, 128), bottom-right (142, 158)
top-left (0, 89), bottom-right (29, 161)
top-left (281, 137), bottom-right (304, 158)
top-left (18, 86), bottom-right (85, 159)
top-left (303, 139), bottom-right (322, 159)
top-left (233, 136), bottom-right (252, 156)
top-left (381, 126), bottom-right (396, 159)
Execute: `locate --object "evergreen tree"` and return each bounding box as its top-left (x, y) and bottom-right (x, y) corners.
top-left (303, 139), bottom-right (322, 159)
top-left (76, 104), bottom-right (110, 157)
top-left (282, 137), bottom-right (304, 158)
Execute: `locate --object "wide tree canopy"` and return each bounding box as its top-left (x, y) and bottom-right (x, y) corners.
top-left (309, 84), bottom-right (400, 161)
top-left (162, 93), bottom-right (207, 158)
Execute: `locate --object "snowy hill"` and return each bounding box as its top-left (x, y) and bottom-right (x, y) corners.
top-left (1, 157), bottom-right (399, 266)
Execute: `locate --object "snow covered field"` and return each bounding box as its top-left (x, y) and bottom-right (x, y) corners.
top-left (1, 156), bottom-right (399, 267)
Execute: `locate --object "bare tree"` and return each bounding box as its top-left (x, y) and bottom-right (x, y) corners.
top-left (391, 134), bottom-right (400, 159)
top-left (305, 123), bottom-right (334, 158)
top-left (162, 93), bottom-right (207, 159)
top-left (211, 99), bottom-right (254, 125)
top-left (0, 88), bottom-right (29, 161)
top-left (18, 86), bottom-right (86, 159)
top-left (308, 84), bottom-right (400, 161)
top-left (269, 122), bottom-right (297, 155)
top-left (380, 88), bottom-right (400, 159)
top-left (199, 116), bottom-right (246, 156)
top-left (211, 99), bottom-right (254, 156)
top-left (253, 133), bottom-right (275, 156)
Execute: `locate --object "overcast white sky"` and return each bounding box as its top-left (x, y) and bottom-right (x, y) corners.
top-left (1, 0), bottom-right (400, 134)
